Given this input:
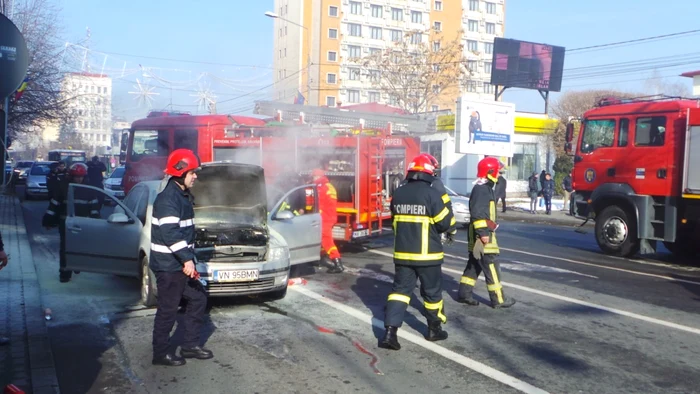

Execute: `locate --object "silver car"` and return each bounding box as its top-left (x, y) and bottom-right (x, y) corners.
top-left (103, 166), bottom-right (125, 200)
top-left (25, 161), bottom-right (54, 200)
top-left (61, 162), bottom-right (322, 306)
top-left (444, 185), bottom-right (471, 227)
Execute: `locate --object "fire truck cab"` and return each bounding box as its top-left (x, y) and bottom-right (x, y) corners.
top-left (567, 97), bottom-right (700, 258)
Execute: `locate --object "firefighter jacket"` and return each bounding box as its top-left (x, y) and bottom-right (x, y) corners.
top-left (468, 180), bottom-right (500, 255)
top-left (316, 176), bottom-right (338, 225)
top-left (47, 170), bottom-right (66, 201)
top-left (401, 172), bottom-right (457, 234)
top-left (42, 178), bottom-right (100, 228)
top-left (390, 177), bottom-right (454, 266)
top-left (150, 179), bottom-right (196, 272)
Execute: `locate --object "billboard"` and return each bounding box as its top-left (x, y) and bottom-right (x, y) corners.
top-left (455, 98), bottom-right (515, 157)
top-left (490, 38), bottom-right (565, 92)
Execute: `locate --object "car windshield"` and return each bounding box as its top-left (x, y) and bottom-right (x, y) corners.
top-left (110, 167), bottom-right (125, 178)
top-left (17, 161), bottom-right (33, 168)
top-left (30, 165), bottom-right (51, 176)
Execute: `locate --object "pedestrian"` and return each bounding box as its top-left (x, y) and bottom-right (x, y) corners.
top-left (562, 172), bottom-right (574, 212)
top-left (457, 157), bottom-right (516, 309)
top-left (312, 168), bottom-right (344, 273)
top-left (42, 163), bottom-right (101, 283)
top-left (542, 172), bottom-right (554, 215)
top-left (0, 231), bottom-right (8, 346)
top-left (495, 170), bottom-right (507, 213)
top-left (46, 161), bottom-right (66, 201)
top-left (380, 154), bottom-right (454, 351)
top-left (528, 171), bottom-right (539, 214)
top-left (538, 169), bottom-right (547, 209)
top-left (87, 156), bottom-right (108, 207)
top-left (151, 149), bottom-right (212, 367)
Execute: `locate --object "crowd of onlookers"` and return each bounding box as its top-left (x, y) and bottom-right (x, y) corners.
top-left (491, 169), bottom-right (574, 215)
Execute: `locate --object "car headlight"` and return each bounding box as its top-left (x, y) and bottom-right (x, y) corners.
top-left (453, 202), bottom-right (468, 212)
top-left (268, 245), bottom-right (290, 262)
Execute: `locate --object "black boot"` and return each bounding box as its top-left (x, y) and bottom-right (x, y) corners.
top-left (180, 346), bottom-right (214, 360)
top-left (152, 353), bottom-right (186, 366)
top-left (327, 258), bottom-right (344, 274)
top-left (457, 283), bottom-right (480, 306)
top-left (379, 326), bottom-right (401, 350)
top-left (426, 321), bottom-right (448, 342)
top-left (490, 292), bottom-right (516, 309)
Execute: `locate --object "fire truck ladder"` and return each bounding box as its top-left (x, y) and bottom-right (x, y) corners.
top-left (368, 137), bottom-right (386, 235)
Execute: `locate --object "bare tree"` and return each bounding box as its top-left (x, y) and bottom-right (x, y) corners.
top-left (360, 30), bottom-right (470, 114)
top-left (644, 69), bottom-right (691, 97)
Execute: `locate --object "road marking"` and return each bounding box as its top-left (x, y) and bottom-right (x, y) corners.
top-left (290, 286), bottom-right (550, 394)
top-left (452, 240), bottom-right (700, 286)
top-left (367, 249), bottom-right (700, 337)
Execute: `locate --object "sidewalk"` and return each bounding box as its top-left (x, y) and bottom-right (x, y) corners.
top-left (0, 193), bottom-right (60, 394)
top-left (498, 197), bottom-right (592, 227)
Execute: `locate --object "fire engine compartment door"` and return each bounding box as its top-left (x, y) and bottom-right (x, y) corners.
top-left (683, 110), bottom-right (700, 196)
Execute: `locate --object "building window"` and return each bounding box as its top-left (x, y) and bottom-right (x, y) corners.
top-left (391, 8), bottom-right (403, 21)
top-left (369, 47), bottom-right (381, 55)
top-left (371, 4), bottom-right (383, 18)
top-left (483, 82), bottom-right (495, 94)
top-left (467, 81), bottom-right (478, 92)
top-left (348, 45), bottom-right (361, 58)
top-left (469, 0), bottom-right (479, 11)
top-left (486, 22), bottom-right (496, 34)
top-left (368, 91), bottom-right (380, 102)
top-left (484, 61), bottom-right (492, 74)
top-left (348, 23), bottom-right (362, 37)
top-left (432, 84), bottom-right (440, 94)
top-left (369, 70), bottom-right (381, 82)
top-left (434, 1), bottom-right (443, 11)
top-left (348, 90), bottom-right (360, 103)
top-left (328, 51), bottom-right (337, 62)
top-left (391, 30), bottom-right (402, 42)
top-left (432, 105), bottom-right (439, 112)
top-left (350, 1), bottom-right (362, 15)
top-left (104, 88), bottom-right (108, 95)
top-left (329, 6), bottom-right (339, 16)
top-left (411, 11), bottom-right (422, 23)
top-left (486, 2), bottom-right (496, 14)
top-left (329, 28), bottom-right (338, 39)
top-left (327, 73), bottom-right (337, 84)
top-left (411, 32), bottom-right (422, 44)
top-left (371, 26), bottom-right (382, 39)
top-left (433, 41), bottom-right (441, 52)
top-left (509, 143), bottom-right (537, 181)
top-left (433, 21), bottom-right (442, 31)
top-left (468, 20), bottom-right (478, 32)
top-left (349, 68), bottom-right (361, 81)
top-left (284, 48), bottom-right (287, 57)
top-left (326, 96), bottom-right (336, 107)
top-left (467, 60), bottom-right (477, 71)
top-left (467, 40), bottom-right (478, 52)
top-left (484, 42), bottom-right (493, 54)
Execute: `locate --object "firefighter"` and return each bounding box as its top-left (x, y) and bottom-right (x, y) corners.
top-left (380, 155), bottom-right (454, 351)
top-left (42, 163), bottom-right (100, 283)
top-left (46, 161), bottom-right (66, 201)
top-left (312, 168), bottom-right (344, 273)
top-left (457, 157), bottom-right (516, 309)
top-left (150, 149), bottom-right (212, 367)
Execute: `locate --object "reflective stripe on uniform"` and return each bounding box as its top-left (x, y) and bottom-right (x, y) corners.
top-left (387, 293), bottom-right (411, 304)
top-left (473, 220), bottom-right (487, 229)
top-left (75, 199), bottom-right (98, 205)
top-left (432, 207), bottom-right (449, 223)
top-left (90, 210), bottom-right (99, 215)
top-left (152, 216), bottom-right (180, 226)
top-left (393, 251), bottom-right (444, 261)
top-left (151, 242), bottom-right (194, 254)
top-left (50, 199), bottom-right (59, 206)
top-left (424, 300), bottom-right (447, 323)
top-left (488, 264), bottom-right (504, 304)
top-left (450, 217), bottom-right (456, 226)
top-left (441, 193), bottom-right (450, 204)
top-left (460, 276), bottom-right (476, 286)
top-left (45, 210), bottom-right (55, 216)
top-left (179, 219), bottom-right (194, 227)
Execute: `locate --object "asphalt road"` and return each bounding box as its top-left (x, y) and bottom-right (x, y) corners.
top-left (19, 191), bottom-right (700, 394)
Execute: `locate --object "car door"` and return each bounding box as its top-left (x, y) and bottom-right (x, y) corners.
top-left (268, 185), bottom-right (322, 265)
top-left (64, 184), bottom-right (142, 276)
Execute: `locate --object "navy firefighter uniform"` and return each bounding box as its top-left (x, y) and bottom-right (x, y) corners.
top-left (380, 154), bottom-right (455, 351)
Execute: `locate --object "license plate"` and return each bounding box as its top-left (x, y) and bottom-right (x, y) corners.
top-left (212, 269), bottom-right (259, 282)
top-left (352, 229), bottom-right (370, 238)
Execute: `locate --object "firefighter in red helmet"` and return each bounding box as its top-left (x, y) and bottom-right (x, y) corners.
top-left (457, 157), bottom-right (515, 309)
top-left (380, 154), bottom-right (454, 350)
top-left (42, 162), bottom-right (101, 282)
top-left (312, 168), bottom-right (344, 273)
top-left (151, 149), bottom-right (212, 366)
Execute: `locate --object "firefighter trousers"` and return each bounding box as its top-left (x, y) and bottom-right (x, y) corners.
top-left (458, 253), bottom-right (508, 306)
top-left (58, 220), bottom-right (70, 280)
top-left (321, 222), bottom-right (341, 260)
top-left (384, 264), bottom-right (446, 328)
top-left (152, 271), bottom-right (207, 359)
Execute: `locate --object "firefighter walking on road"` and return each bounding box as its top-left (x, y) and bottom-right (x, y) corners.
top-left (151, 149), bottom-right (212, 367)
top-left (380, 155), bottom-right (454, 351)
top-left (457, 157), bottom-right (516, 309)
top-left (312, 168), bottom-right (344, 273)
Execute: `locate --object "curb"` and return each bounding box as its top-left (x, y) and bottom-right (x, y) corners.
top-left (499, 211), bottom-right (593, 228)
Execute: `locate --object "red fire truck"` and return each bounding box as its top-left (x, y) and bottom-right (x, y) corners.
top-left (566, 97), bottom-right (700, 257)
top-left (119, 111), bottom-right (420, 242)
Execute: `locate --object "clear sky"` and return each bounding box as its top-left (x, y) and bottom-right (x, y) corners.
top-left (56, 0), bottom-right (699, 119)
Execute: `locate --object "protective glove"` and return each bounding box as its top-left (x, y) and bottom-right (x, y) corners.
top-left (444, 232), bottom-right (455, 246)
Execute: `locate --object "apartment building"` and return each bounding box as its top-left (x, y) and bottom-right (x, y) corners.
top-left (271, 0), bottom-right (505, 110)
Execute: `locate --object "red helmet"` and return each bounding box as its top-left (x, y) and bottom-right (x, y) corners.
top-left (476, 157), bottom-right (503, 182)
top-left (68, 163), bottom-right (88, 177)
top-left (164, 149), bottom-right (200, 177)
top-left (407, 154), bottom-right (435, 175)
top-left (421, 153), bottom-right (439, 168)
top-left (311, 168), bottom-right (325, 178)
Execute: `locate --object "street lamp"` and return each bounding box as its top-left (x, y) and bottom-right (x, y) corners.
top-left (265, 10), bottom-right (311, 105)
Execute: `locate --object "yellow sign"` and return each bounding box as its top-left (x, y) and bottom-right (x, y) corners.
top-left (437, 114), bottom-right (455, 132)
top-left (514, 116), bottom-right (559, 134)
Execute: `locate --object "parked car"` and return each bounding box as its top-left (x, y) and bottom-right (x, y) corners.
top-left (103, 166), bottom-right (125, 200)
top-left (25, 161), bottom-right (55, 200)
top-left (12, 161), bottom-right (34, 184)
top-left (444, 185), bottom-right (470, 227)
top-left (62, 162), bottom-right (322, 306)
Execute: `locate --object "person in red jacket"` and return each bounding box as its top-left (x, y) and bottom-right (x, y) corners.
top-left (312, 168), bottom-right (344, 273)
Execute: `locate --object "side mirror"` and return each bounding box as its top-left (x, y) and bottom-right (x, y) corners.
top-left (565, 123), bottom-right (574, 143)
top-left (113, 205), bottom-right (126, 215)
top-left (564, 142), bottom-right (573, 156)
top-left (274, 210), bottom-right (295, 221)
top-left (107, 213), bottom-right (131, 224)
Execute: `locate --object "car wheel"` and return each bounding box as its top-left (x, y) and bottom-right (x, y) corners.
top-left (140, 255), bottom-right (158, 307)
top-left (595, 205), bottom-right (640, 257)
top-left (266, 286), bottom-right (288, 301)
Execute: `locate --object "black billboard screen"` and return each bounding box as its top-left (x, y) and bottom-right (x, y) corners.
top-left (489, 38), bottom-right (565, 92)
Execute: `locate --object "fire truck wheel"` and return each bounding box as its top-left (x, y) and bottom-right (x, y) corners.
top-left (595, 205), bottom-right (640, 257)
top-left (140, 255), bottom-right (158, 307)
